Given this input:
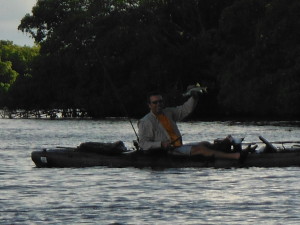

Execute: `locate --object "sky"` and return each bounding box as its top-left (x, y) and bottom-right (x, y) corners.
top-left (0, 0), bottom-right (37, 46)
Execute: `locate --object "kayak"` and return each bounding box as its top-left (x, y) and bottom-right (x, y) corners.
top-left (31, 139), bottom-right (300, 169)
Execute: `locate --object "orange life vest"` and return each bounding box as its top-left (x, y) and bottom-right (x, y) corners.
top-left (156, 113), bottom-right (182, 147)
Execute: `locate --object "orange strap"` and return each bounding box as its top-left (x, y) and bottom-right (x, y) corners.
top-left (156, 113), bottom-right (182, 147)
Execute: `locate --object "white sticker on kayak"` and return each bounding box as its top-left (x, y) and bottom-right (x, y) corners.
top-left (41, 157), bottom-right (47, 163)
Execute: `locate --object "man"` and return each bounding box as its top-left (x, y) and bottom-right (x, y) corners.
top-left (138, 91), bottom-right (244, 160)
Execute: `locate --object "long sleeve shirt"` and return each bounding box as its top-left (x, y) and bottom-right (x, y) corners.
top-left (137, 97), bottom-right (198, 150)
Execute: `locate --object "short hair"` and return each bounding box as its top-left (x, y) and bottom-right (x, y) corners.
top-left (146, 91), bottom-right (163, 103)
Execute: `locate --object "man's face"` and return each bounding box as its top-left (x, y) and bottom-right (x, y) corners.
top-left (149, 95), bottom-right (164, 115)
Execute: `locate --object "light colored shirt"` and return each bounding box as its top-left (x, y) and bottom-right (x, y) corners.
top-left (138, 97), bottom-right (198, 150)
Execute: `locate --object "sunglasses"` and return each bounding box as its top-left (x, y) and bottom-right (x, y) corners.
top-left (151, 100), bottom-right (164, 105)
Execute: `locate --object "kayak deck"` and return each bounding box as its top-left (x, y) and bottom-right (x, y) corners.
top-left (31, 147), bottom-right (300, 169)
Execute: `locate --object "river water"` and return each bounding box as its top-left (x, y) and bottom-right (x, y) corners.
top-left (1, 119), bottom-right (300, 225)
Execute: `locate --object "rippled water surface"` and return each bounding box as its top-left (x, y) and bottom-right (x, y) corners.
top-left (1, 119), bottom-right (300, 224)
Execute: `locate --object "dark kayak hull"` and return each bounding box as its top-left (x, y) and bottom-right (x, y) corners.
top-left (31, 148), bottom-right (300, 169)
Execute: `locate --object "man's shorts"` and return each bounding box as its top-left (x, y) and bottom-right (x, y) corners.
top-left (172, 142), bottom-right (199, 156)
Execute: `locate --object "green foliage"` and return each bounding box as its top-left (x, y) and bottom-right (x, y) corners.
top-left (6, 0), bottom-right (299, 119)
top-left (0, 40), bottom-right (39, 107)
top-left (0, 61), bottom-right (18, 85)
top-left (216, 0), bottom-right (300, 117)
top-left (18, 0), bottom-right (218, 116)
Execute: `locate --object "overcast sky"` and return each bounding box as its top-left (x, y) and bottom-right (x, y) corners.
top-left (0, 0), bottom-right (37, 46)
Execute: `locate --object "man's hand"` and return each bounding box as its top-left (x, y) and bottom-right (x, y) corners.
top-left (161, 141), bottom-right (171, 149)
top-left (186, 85), bottom-right (199, 99)
top-left (183, 83), bottom-right (207, 99)
top-left (190, 90), bottom-right (200, 99)
top-left (186, 84), bottom-right (195, 91)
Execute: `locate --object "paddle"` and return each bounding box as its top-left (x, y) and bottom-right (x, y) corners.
top-left (242, 140), bottom-right (300, 145)
top-left (261, 140), bottom-right (300, 144)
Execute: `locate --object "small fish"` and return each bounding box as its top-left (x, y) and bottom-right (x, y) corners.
top-left (182, 83), bottom-right (208, 97)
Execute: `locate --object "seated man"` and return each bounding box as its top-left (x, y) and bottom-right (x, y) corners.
top-left (138, 91), bottom-right (244, 160)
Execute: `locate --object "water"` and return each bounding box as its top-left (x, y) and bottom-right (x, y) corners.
top-left (1, 119), bottom-right (300, 225)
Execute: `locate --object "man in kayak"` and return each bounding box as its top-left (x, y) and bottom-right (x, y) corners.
top-left (138, 90), bottom-right (244, 160)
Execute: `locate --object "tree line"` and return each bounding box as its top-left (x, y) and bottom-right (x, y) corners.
top-left (1, 0), bottom-right (299, 119)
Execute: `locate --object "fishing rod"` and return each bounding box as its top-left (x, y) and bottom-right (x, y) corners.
top-left (94, 50), bottom-right (139, 142)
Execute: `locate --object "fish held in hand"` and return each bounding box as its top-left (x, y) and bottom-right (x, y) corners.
top-left (182, 83), bottom-right (208, 97)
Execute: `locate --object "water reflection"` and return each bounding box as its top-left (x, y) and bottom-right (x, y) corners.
top-left (0, 119), bottom-right (300, 224)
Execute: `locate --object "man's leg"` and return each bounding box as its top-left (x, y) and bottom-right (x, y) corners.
top-left (191, 143), bottom-right (240, 160)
